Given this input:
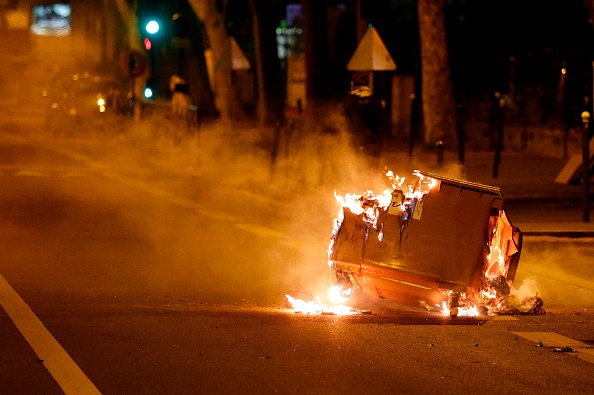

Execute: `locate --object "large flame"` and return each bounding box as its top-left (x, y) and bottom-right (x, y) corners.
top-left (286, 287), bottom-right (358, 316)
top-left (294, 169), bottom-right (530, 318)
top-left (328, 169), bottom-right (439, 269)
top-left (439, 209), bottom-right (526, 317)
top-left (290, 170), bottom-right (440, 316)
top-left (441, 301), bottom-right (480, 317)
top-left (485, 210), bottom-right (514, 279)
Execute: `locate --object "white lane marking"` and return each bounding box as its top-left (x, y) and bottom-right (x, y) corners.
top-left (514, 332), bottom-right (594, 364)
top-left (0, 274), bottom-right (101, 394)
top-left (0, 165), bottom-right (93, 178)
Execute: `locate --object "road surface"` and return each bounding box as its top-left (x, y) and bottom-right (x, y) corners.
top-left (1, 117), bottom-right (593, 394)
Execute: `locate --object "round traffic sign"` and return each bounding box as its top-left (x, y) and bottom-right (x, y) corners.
top-left (120, 50), bottom-right (147, 78)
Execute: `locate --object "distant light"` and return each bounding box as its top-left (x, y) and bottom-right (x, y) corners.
top-left (561, 68), bottom-right (567, 75)
top-left (97, 97), bottom-right (105, 106)
top-left (144, 37), bottom-right (152, 50)
top-left (145, 20), bottom-right (160, 35)
top-left (144, 87), bottom-right (153, 98)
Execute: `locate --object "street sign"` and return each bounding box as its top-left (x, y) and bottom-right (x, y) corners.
top-left (120, 50), bottom-right (147, 78)
top-left (347, 26), bottom-right (396, 71)
top-left (231, 37), bottom-right (250, 71)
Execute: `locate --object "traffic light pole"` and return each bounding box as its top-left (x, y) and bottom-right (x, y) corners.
top-left (582, 111), bottom-right (591, 223)
top-left (132, 76), bottom-right (141, 121)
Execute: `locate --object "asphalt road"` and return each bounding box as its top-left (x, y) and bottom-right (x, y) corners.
top-left (1, 118), bottom-right (594, 394)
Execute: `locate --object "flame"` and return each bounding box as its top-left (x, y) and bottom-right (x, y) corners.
top-left (327, 208), bottom-right (344, 268)
top-left (334, 189), bottom-right (393, 224)
top-left (328, 284), bottom-right (351, 304)
top-left (325, 169), bottom-right (530, 318)
top-left (440, 302), bottom-right (480, 317)
top-left (329, 170), bottom-right (439, 255)
top-left (326, 170), bottom-right (440, 312)
top-left (329, 188), bottom-right (392, 266)
top-left (286, 294), bottom-right (358, 316)
top-left (485, 211), bottom-right (513, 279)
top-left (438, 204), bottom-right (522, 317)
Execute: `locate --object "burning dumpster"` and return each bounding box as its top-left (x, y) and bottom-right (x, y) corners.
top-left (328, 170), bottom-right (522, 315)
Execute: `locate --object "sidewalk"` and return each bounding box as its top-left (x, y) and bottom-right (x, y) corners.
top-left (435, 149), bottom-right (594, 237)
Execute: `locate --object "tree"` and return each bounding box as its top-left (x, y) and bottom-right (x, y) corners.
top-left (187, 0), bottom-right (233, 120)
top-left (417, 0), bottom-right (457, 146)
top-left (185, 0), bottom-right (283, 125)
top-left (113, 0), bottom-right (143, 51)
top-left (247, 0), bottom-right (285, 125)
top-left (113, 0), bottom-right (146, 119)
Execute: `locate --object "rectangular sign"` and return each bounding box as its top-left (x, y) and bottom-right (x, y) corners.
top-left (31, 3), bottom-right (71, 37)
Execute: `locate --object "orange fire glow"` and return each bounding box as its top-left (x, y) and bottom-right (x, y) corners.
top-left (289, 170), bottom-right (441, 316)
top-left (293, 169), bottom-right (522, 318)
top-left (439, 209), bottom-right (518, 317)
top-left (285, 293), bottom-right (358, 315)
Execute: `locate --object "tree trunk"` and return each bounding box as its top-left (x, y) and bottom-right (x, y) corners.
top-left (248, 0), bottom-right (285, 126)
top-left (113, 0), bottom-right (141, 51)
top-left (248, 0), bottom-right (266, 125)
top-left (113, 0), bottom-right (146, 119)
top-left (188, 0), bottom-right (234, 121)
top-left (418, 0), bottom-right (457, 146)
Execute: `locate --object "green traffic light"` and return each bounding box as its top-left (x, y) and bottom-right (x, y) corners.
top-left (145, 20), bottom-right (160, 34)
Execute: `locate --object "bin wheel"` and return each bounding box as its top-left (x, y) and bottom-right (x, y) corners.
top-left (333, 275), bottom-right (354, 301)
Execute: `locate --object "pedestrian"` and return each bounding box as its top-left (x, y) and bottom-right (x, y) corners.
top-left (169, 74), bottom-right (192, 117)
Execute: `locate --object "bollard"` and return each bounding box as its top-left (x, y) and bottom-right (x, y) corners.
top-left (436, 140), bottom-right (444, 169)
top-left (456, 103), bottom-right (465, 164)
top-left (269, 121), bottom-right (283, 181)
top-left (492, 95), bottom-right (506, 178)
top-left (582, 111), bottom-right (590, 223)
top-left (409, 94), bottom-right (417, 160)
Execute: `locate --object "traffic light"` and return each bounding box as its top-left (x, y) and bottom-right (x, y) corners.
top-left (144, 87), bottom-right (154, 99)
top-left (143, 37), bottom-right (152, 51)
top-left (144, 78), bottom-right (155, 99)
top-left (137, 0), bottom-right (164, 36)
top-left (145, 20), bottom-right (160, 35)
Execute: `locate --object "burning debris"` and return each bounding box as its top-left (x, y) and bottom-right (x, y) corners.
top-left (325, 169), bottom-right (534, 317)
top-left (285, 293), bottom-right (359, 315)
top-left (285, 285), bottom-right (369, 315)
top-left (285, 169), bottom-right (541, 317)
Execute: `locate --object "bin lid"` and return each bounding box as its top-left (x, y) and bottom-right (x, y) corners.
top-left (418, 171), bottom-right (501, 195)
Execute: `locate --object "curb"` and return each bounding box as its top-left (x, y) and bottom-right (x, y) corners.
top-left (522, 231), bottom-right (594, 238)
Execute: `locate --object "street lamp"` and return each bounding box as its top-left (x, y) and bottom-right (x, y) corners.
top-left (581, 111), bottom-right (590, 223)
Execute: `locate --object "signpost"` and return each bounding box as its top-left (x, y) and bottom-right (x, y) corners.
top-left (346, 26), bottom-right (396, 144)
top-left (120, 50), bottom-right (147, 121)
top-left (582, 111), bottom-right (591, 223)
top-left (120, 50), bottom-right (147, 78)
top-left (347, 25), bottom-right (396, 93)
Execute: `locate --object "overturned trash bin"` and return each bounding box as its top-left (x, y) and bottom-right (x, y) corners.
top-left (328, 171), bottom-right (522, 315)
